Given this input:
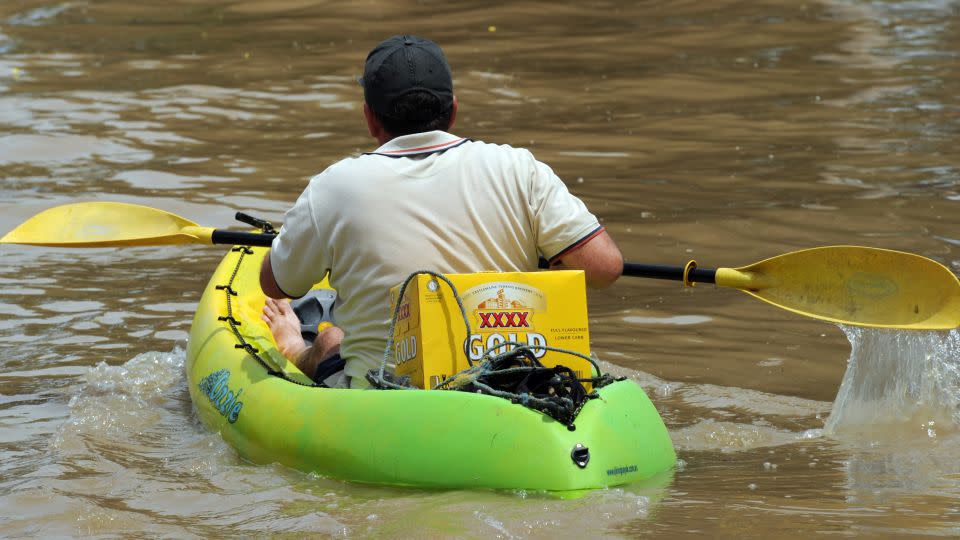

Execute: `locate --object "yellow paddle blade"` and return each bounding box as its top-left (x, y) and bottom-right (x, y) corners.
top-left (714, 246), bottom-right (960, 330)
top-left (0, 202), bottom-right (215, 247)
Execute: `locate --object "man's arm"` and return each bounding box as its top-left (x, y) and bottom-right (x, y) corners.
top-left (260, 254), bottom-right (291, 299)
top-left (552, 230), bottom-right (623, 289)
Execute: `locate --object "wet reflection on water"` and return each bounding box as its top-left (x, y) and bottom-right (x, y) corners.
top-left (1, 0), bottom-right (959, 537)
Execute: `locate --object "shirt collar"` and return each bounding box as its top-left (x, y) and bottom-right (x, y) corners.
top-left (365, 131), bottom-right (469, 158)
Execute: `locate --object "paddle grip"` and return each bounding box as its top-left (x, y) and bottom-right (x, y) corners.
top-left (210, 230), bottom-right (276, 247)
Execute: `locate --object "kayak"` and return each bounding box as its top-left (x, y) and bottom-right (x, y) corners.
top-left (185, 245), bottom-right (676, 492)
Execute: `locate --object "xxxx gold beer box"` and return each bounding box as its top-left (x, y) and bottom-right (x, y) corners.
top-left (388, 271), bottom-right (593, 389)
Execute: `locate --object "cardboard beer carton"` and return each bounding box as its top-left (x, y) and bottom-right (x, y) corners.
top-left (388, 271), bottom-right (593, 389)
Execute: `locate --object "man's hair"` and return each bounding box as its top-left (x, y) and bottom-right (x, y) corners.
top-left (371, 90), bottom-right (453, 136)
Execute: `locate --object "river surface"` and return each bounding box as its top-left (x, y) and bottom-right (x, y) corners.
top-left (1, 1), bottom-right (959, 538)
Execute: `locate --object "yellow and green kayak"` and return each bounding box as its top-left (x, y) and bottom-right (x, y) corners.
top-left (186, 246), bottom-right (676, 492)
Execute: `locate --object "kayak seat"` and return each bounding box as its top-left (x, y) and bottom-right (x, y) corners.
top-left (290, 289), bottom-right (337, 346)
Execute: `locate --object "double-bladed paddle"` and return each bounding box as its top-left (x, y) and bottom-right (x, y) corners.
top-left (2, 201), bottom-right (958, 330)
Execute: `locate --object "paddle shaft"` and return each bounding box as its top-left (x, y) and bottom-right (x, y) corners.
top-left (624, 262), bottom-right (717, 284)
top-left (211, 230), bottom-right (275, 247)
top-left (536, 258), bottom-right (717, 284)
top-left (208, 237), bottom-right (720, 284)
top-left (207, 232), bottom-right (724, 285)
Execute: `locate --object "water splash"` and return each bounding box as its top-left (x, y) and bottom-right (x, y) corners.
top-left (824, 327), bottom-right (960, 439)
top-left (50, 348), bottom-right (191, 454)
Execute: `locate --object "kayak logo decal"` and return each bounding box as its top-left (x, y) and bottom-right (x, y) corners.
top-left (606, 464), bottom-right (638, 476)
top-left (198, 369), bottom-right (244, 423)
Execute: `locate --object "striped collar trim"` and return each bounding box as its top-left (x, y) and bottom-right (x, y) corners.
top-left (365, 131), bottom-right (469, 158)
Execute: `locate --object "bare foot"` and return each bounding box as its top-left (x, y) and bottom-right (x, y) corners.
top-left (262, 297), bottom-right (308, 361)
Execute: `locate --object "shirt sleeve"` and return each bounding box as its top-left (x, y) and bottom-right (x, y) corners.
top-left (269, 176), bottom-right (330, 298)
top-left (524, 151), bottom-right (603, 261)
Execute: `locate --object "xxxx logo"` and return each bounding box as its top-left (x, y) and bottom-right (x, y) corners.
top-left (478, 311), bottom-right (531, 329)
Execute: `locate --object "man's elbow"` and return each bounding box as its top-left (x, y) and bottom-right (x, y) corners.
top-left (259, 255), bottom-right (288, 299)
top-left (585, 251), bottom-right (623, 289)
top-left (556, 230), bottom-right (624, 289)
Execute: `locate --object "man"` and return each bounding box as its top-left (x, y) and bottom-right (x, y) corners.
top-left (261, 35), bottom-right (623, 389)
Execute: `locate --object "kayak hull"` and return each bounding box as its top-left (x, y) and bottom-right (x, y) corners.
top-left (186, 247), bottom-right (676, 492)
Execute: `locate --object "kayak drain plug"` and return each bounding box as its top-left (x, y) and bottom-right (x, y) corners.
top-left (571, 443), bottom-right (590, 468)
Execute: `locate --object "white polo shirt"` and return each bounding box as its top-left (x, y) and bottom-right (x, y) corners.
top-left (270, 131), bottom-right (602, 386)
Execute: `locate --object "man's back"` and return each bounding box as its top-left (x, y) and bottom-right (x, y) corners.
top-left (269, 130), bottom-right (601, 383)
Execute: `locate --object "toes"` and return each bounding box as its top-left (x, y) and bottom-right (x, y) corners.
top-left (262, 297), bottom-right (302, 334)
top-left (276, 299), bottom-right (295, 316)
top-left (263, 297), bottom-right (285, 311)
top-left (273, 299), bottom-right (301, 326)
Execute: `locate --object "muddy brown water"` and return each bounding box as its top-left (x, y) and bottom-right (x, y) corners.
top-left (1, 1), bottom-right (959, 538)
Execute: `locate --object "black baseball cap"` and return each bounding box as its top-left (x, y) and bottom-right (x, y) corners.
top-left (359, 35), bottom-right (454, 116)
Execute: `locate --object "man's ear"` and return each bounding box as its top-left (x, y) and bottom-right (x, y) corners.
top-left (447, 95), bottom-right (458, 130)
top-left (363, 102), bottom-right (385, 141)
